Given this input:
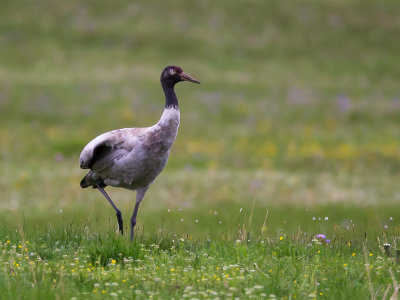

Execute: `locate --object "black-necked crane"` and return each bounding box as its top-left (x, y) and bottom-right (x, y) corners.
top-left (79, 66), bottom-right (200, 240)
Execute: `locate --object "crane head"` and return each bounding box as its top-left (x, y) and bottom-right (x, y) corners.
top-left (160, 66), bottom-right (200, 87)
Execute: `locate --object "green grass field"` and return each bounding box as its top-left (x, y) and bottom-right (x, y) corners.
top-left (1, 0), bottom-right (400, 298)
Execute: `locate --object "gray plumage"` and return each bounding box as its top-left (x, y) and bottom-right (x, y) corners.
top-left (80, 112), bottom-right (179, 189)
top-left (79, 66), bottom-right (200, 240)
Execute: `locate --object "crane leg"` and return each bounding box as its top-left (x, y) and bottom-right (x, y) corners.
top-left (97, 185), bottom-right (124, 235)
top-left (130, 186), bottom-right (149, 241)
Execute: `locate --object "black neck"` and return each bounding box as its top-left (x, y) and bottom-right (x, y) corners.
top-left (162, 82), bottom-right (179, 109)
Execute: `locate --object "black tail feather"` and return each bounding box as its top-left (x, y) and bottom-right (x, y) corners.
top-left (80, 171), bottom-right (106, 189)
top-left (80, 171), bottom-right (95, 188)
top-left (80, 174), bottom-right (90, 188)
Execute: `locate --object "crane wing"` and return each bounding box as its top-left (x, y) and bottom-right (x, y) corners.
top-left (89, 144), bottom-right (128, 172)
top-left (79, 128), bottom-right (143, 170)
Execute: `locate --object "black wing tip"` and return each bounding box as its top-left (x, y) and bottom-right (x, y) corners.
top-left (80, 160), bottom-right (91, 169)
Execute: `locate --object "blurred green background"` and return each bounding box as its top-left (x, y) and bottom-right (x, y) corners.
top-left (1, 0), bottom-right (400, 235)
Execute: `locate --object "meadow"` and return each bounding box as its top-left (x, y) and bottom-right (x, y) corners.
top-left (1, 0), bottom-right (400, 298)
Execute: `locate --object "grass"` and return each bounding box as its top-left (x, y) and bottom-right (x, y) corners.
top-left (1, 0), bottom-right (400, 298)
top-left (1, 214), bottom-right (400, 299)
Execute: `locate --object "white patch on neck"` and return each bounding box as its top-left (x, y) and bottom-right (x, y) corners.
top-left (158, 107), bottom-right (180, 127)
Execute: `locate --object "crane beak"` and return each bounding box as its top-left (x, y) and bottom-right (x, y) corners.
top-left (180, 72), bottom-right (200, 84)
